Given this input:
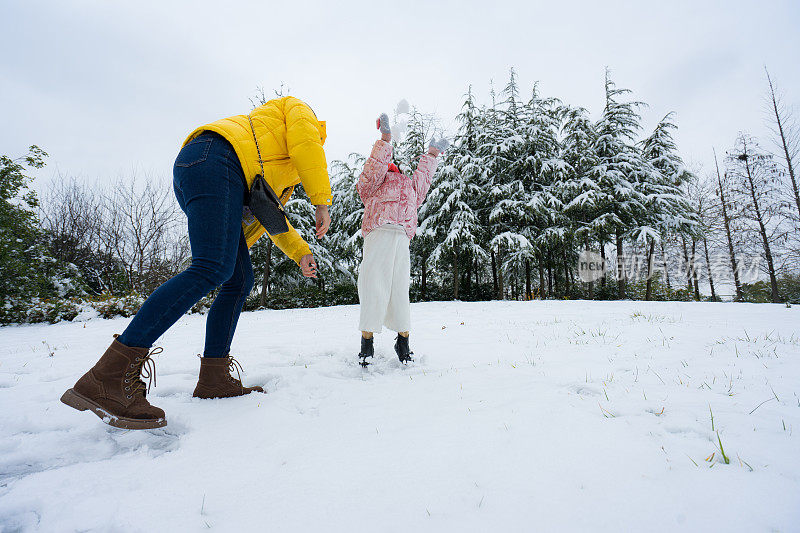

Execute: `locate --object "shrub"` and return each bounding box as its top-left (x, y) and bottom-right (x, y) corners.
top-left (740, 275), bottom-right (800, 304)
top-left (88, 293), bottom-right (146, 319)
top-left (0, 297), bottom-right (81, 324)
top-left (245, 283), bottom-right (359, 311)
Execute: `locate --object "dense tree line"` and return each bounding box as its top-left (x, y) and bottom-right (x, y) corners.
top-left (3, 68), bottom-right (798, 324)
top-left (264, 69), bottom-right (799, 304)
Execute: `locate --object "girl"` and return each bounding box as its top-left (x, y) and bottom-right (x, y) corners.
top-left (356, 113), bottom-right (448, 366)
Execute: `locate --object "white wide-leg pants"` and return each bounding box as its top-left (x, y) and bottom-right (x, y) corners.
top-left (358, 225), bottom-right (411, 333)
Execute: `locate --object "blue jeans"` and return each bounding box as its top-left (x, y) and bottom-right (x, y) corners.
top-left (118, 132), bottom-right (254, 357)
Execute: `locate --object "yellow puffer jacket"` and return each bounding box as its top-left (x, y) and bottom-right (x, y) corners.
top-left (183, 96), bottom-right (331, 264)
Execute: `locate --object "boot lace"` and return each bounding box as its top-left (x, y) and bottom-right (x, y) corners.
top-left (227, 356), bottom-right (244, 384)
top-left (124, 347), bottom-right (162, 399)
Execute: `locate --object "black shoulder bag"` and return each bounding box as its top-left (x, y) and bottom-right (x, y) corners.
top-left (245, 114), bottom-right (290, 236)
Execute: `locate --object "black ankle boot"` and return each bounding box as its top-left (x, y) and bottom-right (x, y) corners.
top-left (358, 337), bottom-right (374, 367)
top-left (394, 335), bottom-right (414, 363)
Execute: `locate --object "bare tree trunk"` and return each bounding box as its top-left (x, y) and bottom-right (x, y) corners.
top-left (562, 249), bottom-right (571, 297)
top-left (714, 148), bottom-right (743, 301)
top-left (259, 240), bottom-right (273, 307)
top-left (525, 260), bottom-right (531, 300)
top-left (584, 239), bottom-right (594, 299)
top-left (615, 231), bottom-right (626, 299)
top-left (741, 142), bottom-right (780, 303)
top-left (453, 249), bottom-right (460, 300)
top-left (599, 238), bottom-right (607, 290)
top-left (660, 240), bottom-right (671, 294)
top-left (497, 248), bottom-right (505, 299)
top-left (702, 235), bottom-right (717, 301)
top-left (766, 68), bottom-right (800, 221)
top-left (691, 238), bottom-right (701, 300)
top-left (421, 258), bottom-right (427, 299)
top-left (538, 256), bottom-right (546, 298)
top-left (681, 236), bottom-right (694, 296)
top-left (465, 258), bottom-right (472, 297)
top-left (567, 254), bottom-right (575, 290)
top-left (645, 237), bottom-right (655, 301)
top-left (491, 250), bottom-right (499, 299)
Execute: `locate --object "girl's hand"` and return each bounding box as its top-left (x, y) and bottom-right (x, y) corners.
top-left (428, 137), bottom-right (449, 157)
top-left (377, 113), bottom-right (391, 142)
top-left (315, 204), bottom-right (330, 238)
top-left (300, 254), bottom-right (318, 278)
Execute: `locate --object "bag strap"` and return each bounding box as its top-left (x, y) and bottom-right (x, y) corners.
top-left (247, 113), bottom-right (266, 179)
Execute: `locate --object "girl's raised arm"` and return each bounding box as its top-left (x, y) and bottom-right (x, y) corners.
top-left (357, 115), bottom-right (393, 201)
top-left (412, 138), bottom-right (448, 207)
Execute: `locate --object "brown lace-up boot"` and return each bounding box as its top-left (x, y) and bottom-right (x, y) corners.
top-left (192, 356), bottom-right (265, 399)
top-left (61, 336), bottom-right (166, 430)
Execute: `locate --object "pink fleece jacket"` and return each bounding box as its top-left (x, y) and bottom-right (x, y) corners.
top-left (357, 140), bottom-right (439, 240)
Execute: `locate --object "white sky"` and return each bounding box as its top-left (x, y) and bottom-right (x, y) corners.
top-left (2, 0), bottom-right (799, 192)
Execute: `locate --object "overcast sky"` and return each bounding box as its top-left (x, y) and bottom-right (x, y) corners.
top-left (2, 0), bottom-right (798, 193)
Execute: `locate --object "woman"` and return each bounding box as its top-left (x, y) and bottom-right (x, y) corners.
top-left (61, 96), bottom-right (331, 430)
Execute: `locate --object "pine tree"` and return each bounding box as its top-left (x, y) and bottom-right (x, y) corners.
top-left (479, 74), bottom-right (528, 298)
top-left (391, 108), bottom-right (444, 297)
top-left (282, 185), bottom-right (338, 291)
top-left (588, 70), bottom-right (650, 299)
top-left (328, 153), bottom-right (366, 281)
top-left (393, 107), bottom-right (437, 175)
top-left (515, 84), bottom-right (566, 298)
top-left (496, 70), bottom-right (536, 298)
top-left (473, 81), bottom-right (511, 298)
top-left (639, 113), bottom-right (697, 300)
top-left (558, 106), bottom-right (600, 295)
top-left (420, 89), bottom-right (486, 300)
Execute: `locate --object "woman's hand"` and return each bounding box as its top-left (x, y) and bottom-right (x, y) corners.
top-left (300, 254), bottom-right (318, 278)
top-left (315, 204), bottom-right (330, 238)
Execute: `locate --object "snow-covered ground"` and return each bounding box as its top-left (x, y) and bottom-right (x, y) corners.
top-left (1, 300), bottom-right (798, 532)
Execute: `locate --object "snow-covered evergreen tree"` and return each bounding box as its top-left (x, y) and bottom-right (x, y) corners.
top-left (558, 106), bottom-right (599, 242)
top-left (488, 70), bottom-right (532, 298)
top-left (639, 114), bottom-right (695, 238)
top-left (393, 107), bottom-right (437, 176)
top-left (389, 107), bottom-right (443, 296)
top-left (476, 78), bottom-right (520, 298)
top-left (274, 185), bottom-right (338, 290)
top-left (513, 83), bottom-right (566, 298)
top-left (587, 70), bottom-right (650, 298)
top-left (638, 113), bottom-right (697, 299)
top-left (328, 153), bottom-right (366, 281)
top-left (555, 105), bottom-right (601, 295)
top-left (420, 88), bottom-right (486, 299)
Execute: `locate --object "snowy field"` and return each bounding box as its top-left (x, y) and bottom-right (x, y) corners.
top-left (1, 300), bottom-right (799, 532)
